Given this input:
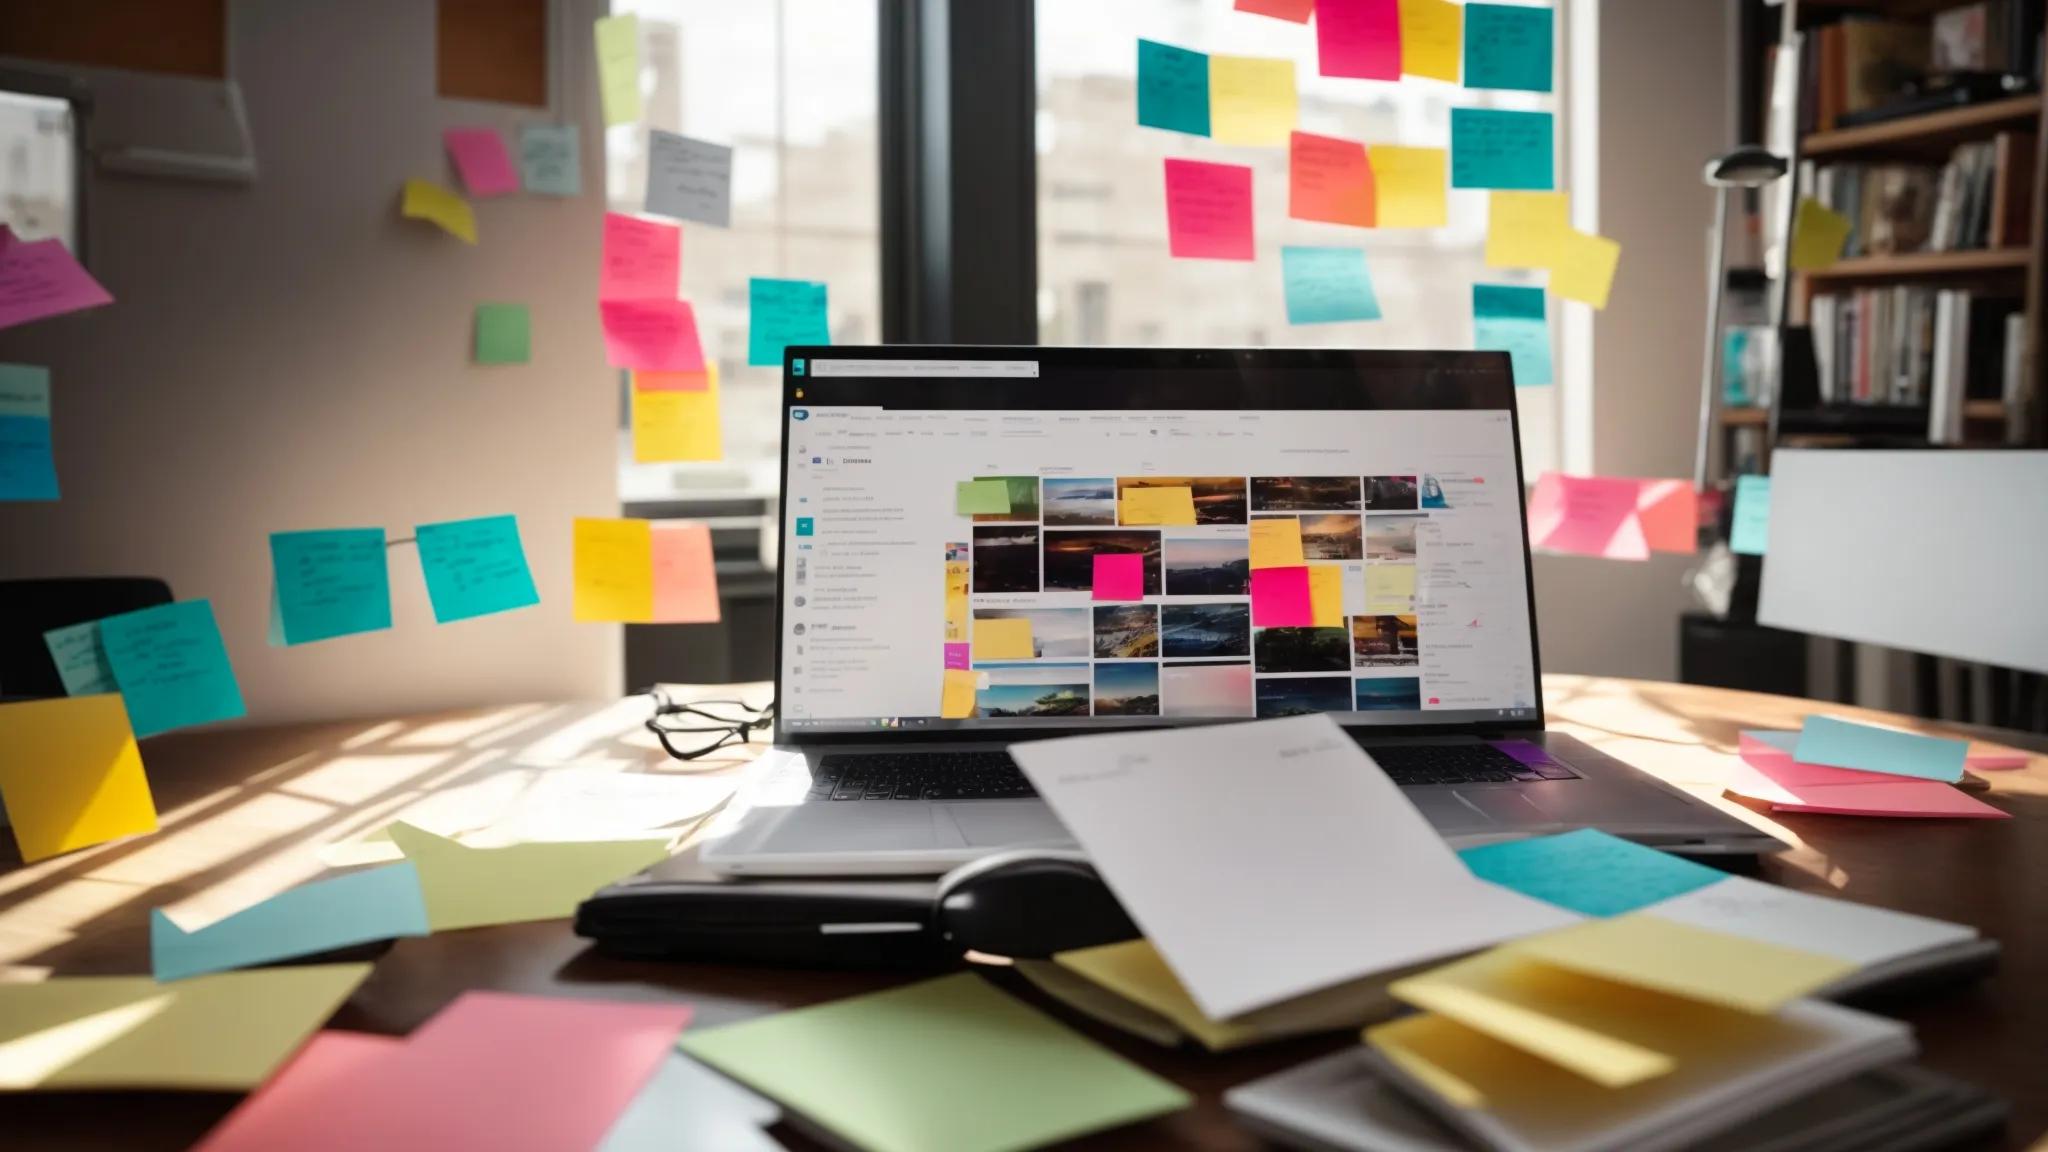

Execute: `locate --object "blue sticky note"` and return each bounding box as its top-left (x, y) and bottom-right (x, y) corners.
top-left (1464, 3), bottom-right (1555, 93)
top-left (1450, 108), bottom-right (1554, 190)
top-left (1730, 474), bottom-right (1771, 555)
top-left (519, 123), bottom-right (582, 196)
top-left (1138, 39), bottom-right (1210, 137)
top-left (150, 861), bottom-right (430, 982)
top-left (270, 528), bottom-right (393, 645)
top-left (43, 620), bottom-right (118, 696)
top-left (0, 416), bottom-right (58, 501)
top-left (1473, 284), bottom-right (1553, 386)
top-left (100, 599), bottom-right (247, 738)
top-left (1282, 246), bottom-right (1382, 325)
top-left (1793, 715), bottom-right (1968, 784)
top-left (1458, 828), bottom-right (1728, 917)
top-left (417, 514), bottom-right (541, 623)
top-left (748, 278), bottom-right (829, 367)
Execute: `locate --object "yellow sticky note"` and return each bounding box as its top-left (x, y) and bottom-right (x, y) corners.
top-left (1209, 55), bottom-right (1297, 147)
top-left (573, 517), bottom-right (654, 623)
top-left (1367, 146), bottom-right (1448, 228)
top-left (1365, 565), bottom-right (1417, 613)
top-left (386, 822), bottom-right (671, 932)
top-left (1505, 914), bottom-right (1857, 1014)
top-left (1788, 197), bottom-right (1853, 271)
top-left (972, 617), bottom-right (1035, 660)
top-left (0, 965), bottom-right (370, 1090)
top-left (632, 365), bottom-right (723, 462)
top-left (594, 13), bottom-right (642, 127)
top-left (1549, 229), bottom-right (1622, 310)
top-left (1249, 518), bottom-right (1306, 569)
top-left (400, 179), bottom-right (476, 244)
top-left (1399, 0), bottom-right (1463, 82)
top-left (0, 695), bottom-right (156, 863)
top-left (1486, 191), bottom-right (1570, 269)
top-left (1121, 486), bottom-right (1198, 526)
top-left (1057, 940), bottom-right (1265, 1052)
top-left (1308, 566), bottom-right (1344, 627)
top-left (940, 669), bottom-right (977, 718)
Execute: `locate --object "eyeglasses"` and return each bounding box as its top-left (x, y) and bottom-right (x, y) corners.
top-left (642, 690), bottom-right (775, 762)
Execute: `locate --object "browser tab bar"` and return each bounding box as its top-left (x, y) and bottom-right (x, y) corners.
top-left (808, 359), bottom-right (1040, 378)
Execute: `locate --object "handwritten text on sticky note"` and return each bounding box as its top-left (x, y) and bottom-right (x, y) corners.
top-left (101, 600), bottom-right (246, 738)
top-left (1450, 108), bottom-right (1554, 190)
top-left (748, 278), bottom-right (830, 367)
top-left (1282, 246), bottom-right (1381, 325)
top-left (417, 514), bottom-right (540, 624)
top-left (645, 130), bottom-right (732, 228)
top-left (1164, 159), bottom-right (1254, 261)
top-left (1138, 40), bottom-right (1210, 136)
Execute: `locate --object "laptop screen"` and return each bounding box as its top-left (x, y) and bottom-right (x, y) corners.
top-left (775, 348), bottom-right (1541, 739)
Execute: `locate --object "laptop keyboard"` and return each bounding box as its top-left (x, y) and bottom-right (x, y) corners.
top-left (805, 742), bottom-right (1576, 801)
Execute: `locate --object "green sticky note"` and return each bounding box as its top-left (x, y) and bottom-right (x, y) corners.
top-left (748, 278), bottom-right (829, 367)
top-left (43, 620), bottom-right (118, 696)
top-left (270, 528), bottom-right (393, 645)
top-left (1137, 39), bottom-right (1209, 136)
top-left (1464, 3), bottom-right (1554, 93)
top-left (955, 479), bottom-right (1012, 515)
top-left (416, 514), bottom-right (540, 623)
top-left (100, 599), bottom-right (246, 738)
top-left (1458, 829), bottom-right (1726, 918)
top-left (679, 974), bottom-right (1188, 1152)
top-left (1451, 108), bottom-right (1554, 190)
top-left (1730, 474), bottom-right (1770, 555)
top-left (1473, 283), bottom-right (1553, 387)
top-left (1281, 246), bottom-right (1381, 324)
top-left (475, 303), bottom-right (531, 365)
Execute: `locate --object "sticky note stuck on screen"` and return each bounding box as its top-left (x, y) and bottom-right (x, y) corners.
top-left (1250, 518), bottom-right (1307, 569)
top-left (972, 617), bottom-right (1035, 660)
top-left (1307, 566), bottom-right (1344, 627)
top-left (956, 479), bottom-right (1012, 515)
top-left (1251, 566), bottom-right (1314, 627)
top-left (1093, 554), bottom-right (1144, 601)
top-left (941, 669), bottom-right (977, 718)
top-left (1120, 485), bottom-right (1199, 526)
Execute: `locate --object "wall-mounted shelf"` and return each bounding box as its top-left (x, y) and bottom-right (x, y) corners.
top-left (1799, 247), bottom-right (2031, 284)
top-left (1801, 94), bottom-right (2042, 158)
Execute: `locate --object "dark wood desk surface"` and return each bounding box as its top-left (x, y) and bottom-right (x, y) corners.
top-left (2, 676), bottom-right (2044, 1150)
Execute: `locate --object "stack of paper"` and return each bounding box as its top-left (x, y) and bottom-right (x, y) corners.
top-left (1721, 718), bottom-right (2009, 819)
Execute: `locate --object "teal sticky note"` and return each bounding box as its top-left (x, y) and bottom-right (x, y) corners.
top-left (1464, 3), bottom-right (1555, 93)
top-left (748, 278), bottom-right (829, 367)
top-left (1730, 474), bottom-right (1771, 555)
top-left (0, 363), bottom-right (57, 502)
top-left (1450, 108), bottom-right (1554, 190)
top-left (416, 514), bottom-right (541, 623)
top-left (150, 862), bottom-right (430, 982)
top-left (1138, 39), bottom-right (1210, 137)
top-left (519, 123), bottom-right (581, 196)
top-left (1794, 715), bottom-right (1968, 784)
top-left (100, 599), bottom-right (247, 738)
top-left (475, 303), bottom-right (532, 365)
top-left (1281, 246), bottom-right (1382, 325)
top-left (1458, 829), bottom-right (1727, 918)
top-left (1473, 284), bottom-right (1552, 386)
top-left (0, 364), bottom-right (51, 418)
top-left (271, 528), bottom-right (393, 645)
top-left (43, 620), bottom-right (118, 696)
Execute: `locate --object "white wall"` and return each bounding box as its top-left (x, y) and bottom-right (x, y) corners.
top-left (0, 0), bottom-right (620, 723)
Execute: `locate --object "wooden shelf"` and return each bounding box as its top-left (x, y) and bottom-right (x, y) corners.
top-left (1800, 247), bottom-right (2032, 284)
top-left (1802, 95), bottom-right (2042, 158)
top-left (1964, 400), bottom-right (2008, 420)
top-left (1721, 407), bottom-right (1770, 426)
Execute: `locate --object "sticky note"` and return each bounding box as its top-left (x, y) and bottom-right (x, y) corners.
top-left (1526, 472), bottom-right (1649, 560)
top-left (0, 965), bottom-right (370, 1090)
top-left (442, 127), bottom-right (519, 197)
top-left (1250, 517), bottom-right (1307, 569)
top-left (44, 620), bottom-right (117, 696)
top-left (1368, 146), bottom-right (1447, 228)
top-left (270, 528), bottom-right (393, 646)
top-left (941, 669), bottom-right (977, 718)
top-left (518, 123), bottom-right (580, 196)
top-left (1789, 197), bottom-right (1852, 271)
top-left (943, 643), bottom-right (971, 671)
top-left (1093, 554), bottom-right (1144, 601)
top-left (956, 479), bottom-right (1012, 515)
top-left (1730, 474), bottom-right (1771, 555)
top-left (1164, 159), bottom-right (1254, 261)
top-left (633, 368), bottom-right (709, 393)
top-left (1550, 228), bottom-right (1621, 309)
top-left (1451, 108), bottom-right (1554, 190)
top-left (1137, 40), bottom-right (1209, 136)
top-left (1464, 3), bottom-right (1554, 92)
top-left (416, 514), bottom-right (539, 623)
top-left (1458, 829), bottom-right (1727, 918)
top-left (1251, 566), bottom-right (1314, 627)
top-left (1506, 914), bottom-right (1857, 1014)
top-left (632, 367), bottom-right (723, 462)
top-left (400, 179), bottom-right (476, 244)
top-left (1307, 566), bottom-right (1344, 627)
top-left (0, 361), bottom-right (56, 501)
top-left (0, 238), bottom-right (114, 331)
top-left (1119, 485), bottom-right (1198, 526)
top-left (679, 974), bottom-right (1189, 1152)
top-left (1794, 715), bottom-right (1969, 784)
top-left (644, 129), bottom-right (733, 228)
top-left (1282, 246), bottom-right (1382, 324)
top-left (100, 600), bottom-right (246, 738)
top-left (0, 362), bottom-right (51, 418)
top-left (190, 1033), bottom-right (401, 1152)
top-left (1316, 0), bottom-right (1401, 79)
top-left (594, 13), bottom-right (642, 126)
top-left (651, 520), bottom-right (722, 623)
top-left (152, 863), bottom-right (428, 982)
top-left (1759, 778), bottom-right (2007, 819)
top-left (748, 277), bottom-right (830, 366)
top-left (1399, 0), bottom-right (1462, 81)
top-left (1486, 191), bottom-right (1569, 269)
top-left (1289, 132), bottom-right (1374, 227)
top-left (1364, 564), bottom-right (1417, 613)
top-left (1057, 940), bottom-right (1262, 1052)
top-left (573, 517), bottom-right (654, 622)
top-left (1209, 55), bottom-right (1297, 147)
top-left (1236, 0), bottom-right (1314, 20)
top-left (600, 212), bottom-right (680, 301)
top-left (1472, 284), bottom-right (1553, 387)
top-left (973, 617), bottom-right (1035, 660)
top-left (1635, 479), bottom-right (1698, 554)
top-left (0, 695), bottom-right (155, 863)
top-left (473, 303), bottom-right (531, 364)
top-left (388, 822), bottom-right (669, 931)
top-left (602, 299), bottom-right (705, 371)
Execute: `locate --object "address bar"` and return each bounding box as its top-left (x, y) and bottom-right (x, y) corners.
top-left (806, 359), bottom-right (1040, 378)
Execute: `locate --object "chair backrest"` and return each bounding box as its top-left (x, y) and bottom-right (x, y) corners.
top-left (0, 577), bottom-right (174, 698)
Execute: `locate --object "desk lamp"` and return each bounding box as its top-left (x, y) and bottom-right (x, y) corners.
top-left (1694, 145), bottom-right (1789, 491)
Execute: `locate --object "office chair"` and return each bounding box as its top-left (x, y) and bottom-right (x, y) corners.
top-left (0, 577), bottom-right (173, 698)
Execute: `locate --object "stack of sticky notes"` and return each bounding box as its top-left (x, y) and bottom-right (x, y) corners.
top-left (1721, 716), bottom-right (2010, 819)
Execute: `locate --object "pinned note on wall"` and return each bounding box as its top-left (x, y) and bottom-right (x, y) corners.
top-left (1464, 3), bottom-right (1555, 92)
top-left (1472, 284), bottom-right (1553, 387)
top-left (1282, 246), bottom-right (1382, 324)
top-left (0, 238), bottom-right (115, 331)
top-left (1307, 566), bottom-right (1344, 628)
top-left (1093, 554), bottom-right (1145, 601)
top-left (1209, 55), bottom-right (1297, 147)
top-left (633, 368), bottom-right (710, 393)
top-left (1250, 517), bottom-right (1307, 569)
top-left (602, 299), bottom-right (705, 372)
top-left (748, 277), bottom-right (830, 366)
top-left (416, 514), bottom-right (540, 624)
top-left (1788, 197), bottom-right (1853, 271)
top-left (1730, 474), bottom-right (1771, 555)
top-left (270, 529), bottom-right (393, 645)
top-left (652, 520), bottom-right (722, 623)
top-left (0, 362), bottom-right (58, 501)
top-left (1120, 485), bottom-right (1198, 526)
top-left (1289, 132), bottom-right (1374, 227)
top-left (473, 303), bottom-right (531, 365)
top-left (1398, 0), bottom-right (1462, 82)
top-left (956, 479), bottom-right (1013, 515)
top-left (1316, 0), bottom-right (1401, 79)
top-left (594, 13), bottom-right (642, 127)
top-left (973, 617), bottom-right (1036, 660)
top-left (1526, 472), bottom-right (1650, 560)
top-left (400, 180), bottom-right (476, 244)
top-left (518, 124), bottom-right (581, 197)
top-left (1236, 0), bottom-right (1314, 21)
top-left (1138, 40), bottom-right (1210, 137)
top-left (1367, 146), bottom-right (1448, 228)
top-left (100, 600), bottom-right (245, 738)
top-left (1451, 108), bottom-right (1554, 190)
top-left (1485, 191), bottom-right (1569, 269)
top-left (1550, 228), bottom-right (1622, 309)
top-left (632, 365), bottom-right (723, 462)
top-left (601, 213), bottom-right (680, 301)
top-left (0, 694), bottom-right (157, 863)
top-left (44, 620), bottom-right (117, 696)
top-left (443, 128), bottom-right (520, 198)
top-left (1164, 159), bottom-right (1255, 260)
top-left (573, 518), bottom-right (655, 623)
top-left (1635, 480), bottom-right (1699, 554)
top-left (645, 130), bottom-right (733, 228)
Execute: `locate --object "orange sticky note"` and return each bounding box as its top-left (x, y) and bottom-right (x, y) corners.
top-left (1164, 159), bottom-right (1255, 261)
top-left (1635, 480), bottom-right (1698, 555)
top-left (973, 618), bottom-right (1035, 661)
top-left (940, 669), bottom-right (977, 718)
top-left (1307, 566), bottom-right (1344, 627)
top-left (1550, 229), bottom-right (1622, 309)
top-left (1237, 0), bottom-right (1314, 21)
top-left (0, 694), bottom-right (156, 863)
top-left (633, 369), bottom-right (709, 393)
top-left (1289, 132), bottom-right (1374, 227)
top-left (572, 517), bottom-right (654, 622)
top-left (1367, 146), bottom-right (1447, 228)
top-left (1250, 518), bottom-right (1307, 569)
top-left (651, 521), bottom-right (721, 623)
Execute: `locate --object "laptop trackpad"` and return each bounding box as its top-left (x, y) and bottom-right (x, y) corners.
top-left (1408, 790), bottom-right (1496, 834)
top-left (940, 801), bottom-right (1074, 849)
top-left (766, 804), bottom-right (957, 851)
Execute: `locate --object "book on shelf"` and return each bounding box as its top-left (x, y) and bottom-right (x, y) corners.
top-left (1809, 286), bottom-right (2019, 430)
top-left (1799, 130), bottom-right (2034, 257)
top-left (1801, 18), bottom-right (1930, 135)
top-left (1932, 0), bottom-right (2047, 78)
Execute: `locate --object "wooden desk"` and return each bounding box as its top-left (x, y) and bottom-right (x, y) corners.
top-left (2, 676), bottom-right (2044, 1150)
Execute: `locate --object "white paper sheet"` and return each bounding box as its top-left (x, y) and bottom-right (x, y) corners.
top-left (1645, 875), bottom-right (1977, 969)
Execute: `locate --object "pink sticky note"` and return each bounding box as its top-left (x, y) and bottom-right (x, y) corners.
top-left (1164, 158), bottom-right (1255, 261)
top-left (1251, 566), bottom-right (1314, 627)
top-left (601, 299), bottom-right (706, 371)
top-left (652, 521), bottom-right (721, 623)
top-left (1635, 480), bottom-right (1698, 555)
top-left (194, 1033), bottom-right (404, 1151)
top-left (1237, 0), bottom-right (1315, 20)
top-left (1317, 0), bottom-right (1401, 79)
top-left (944, 642), bottom-right (971, 670)
top-left (1770, 780), bottom-right (2009, 820)
top-left (1093, 553), bottom-right (1144, 601)
top-left (602, 213), bottom-right (682, 301)
top-left (1527, 472), bottom-right (1650, 560)
top-left (0, 238), bottom-right (115, 331)
top-left (444, 128), bottom-right (520, 198)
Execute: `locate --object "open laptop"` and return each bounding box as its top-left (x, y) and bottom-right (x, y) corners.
top-left (700, 346), bottom-right (1776, 876)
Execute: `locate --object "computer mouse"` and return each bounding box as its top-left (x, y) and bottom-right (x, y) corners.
top-left (933, 849), bottom-right (1140, 960)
